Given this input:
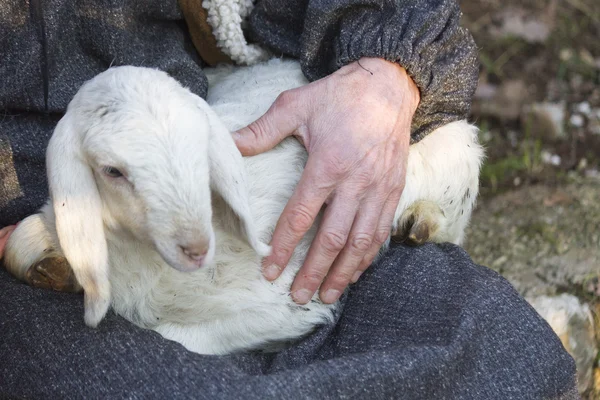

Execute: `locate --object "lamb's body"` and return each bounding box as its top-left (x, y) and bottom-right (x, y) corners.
top-left (4, 59), bottom-right (483, 355)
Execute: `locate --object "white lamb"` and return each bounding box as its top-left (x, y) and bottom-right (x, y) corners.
top-left (3, 59), bottom-right (484, 355)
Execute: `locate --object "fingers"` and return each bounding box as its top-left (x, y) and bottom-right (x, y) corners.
top-left (0, 225), bottom-right (17, 260)
top-left (289, 192), bottom-right (360, 304)
top-left (262, 158), bottom-right (334, 282)
top-left (317, 193), bottom-right (384, 303)
top-left (353, 190), bottom-right (402, 283)
top-left (234, 90), bottom-right (305, 156)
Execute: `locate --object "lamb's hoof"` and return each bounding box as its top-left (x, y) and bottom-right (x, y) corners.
top-left (25, 257), bottom-right (80, 293)
top-left (391, 201), bottom-right (444, 246)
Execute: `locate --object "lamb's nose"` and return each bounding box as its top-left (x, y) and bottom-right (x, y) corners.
top-left (180, 244), bottom-right (208, 264)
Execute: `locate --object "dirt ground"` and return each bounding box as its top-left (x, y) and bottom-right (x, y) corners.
top-left (459, 0), bottom-right (600, 396)
top-left (461, 0), bottom-right (600, 196)
top-left (459, 0), bottom-right (600, 278)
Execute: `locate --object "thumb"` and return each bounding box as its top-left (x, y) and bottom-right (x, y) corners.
top-left (233, 92), bottom-right (303, 156)
top-left (0, 225), bottom-right (17, 260)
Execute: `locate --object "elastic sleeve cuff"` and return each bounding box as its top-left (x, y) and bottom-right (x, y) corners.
top-left (301, 2), bottom-right (479, 142)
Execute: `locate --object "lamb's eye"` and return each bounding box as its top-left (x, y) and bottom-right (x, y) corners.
top-left (103, 166), bottom-right (124, 178)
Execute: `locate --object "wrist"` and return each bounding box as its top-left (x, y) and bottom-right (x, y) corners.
top-left (349, 58), bottom-right (420, 112)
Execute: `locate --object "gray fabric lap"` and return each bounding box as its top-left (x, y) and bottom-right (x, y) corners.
top-left (0, 243), bottom-right (578, 399)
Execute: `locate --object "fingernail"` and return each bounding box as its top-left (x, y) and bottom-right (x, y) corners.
top-left (263, 264), bottom-right (281, 281)
top-left (351, 271), bottom-right (362, 283)
top-left (292, 289), bottom-right (312, 304)
top-left (321, 289), bottom-right (341, 304)
top-left (231, 131), bottom-right (242, 141)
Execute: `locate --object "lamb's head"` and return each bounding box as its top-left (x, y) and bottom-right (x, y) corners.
top-left (46, 66), bottom-right (269, 327)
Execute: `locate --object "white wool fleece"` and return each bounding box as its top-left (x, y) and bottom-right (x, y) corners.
top-left (202, 0), bottom-right (270, 65)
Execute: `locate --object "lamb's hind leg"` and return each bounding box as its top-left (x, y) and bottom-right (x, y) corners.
top-left (391, 200), bottom-right (446, 246)
top-left (3, 205), bottom-right (80, 292)
top-left (392, 120), bottom-right (484, 245)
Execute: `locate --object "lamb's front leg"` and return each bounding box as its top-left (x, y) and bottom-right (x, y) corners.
top-left (154, 300), bottom-right (335, 355)
top-left (3, 204), bottom-right (81, 292)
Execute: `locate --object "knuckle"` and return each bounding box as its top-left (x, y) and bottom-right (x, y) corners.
top-left (382, 177), bottom-right (400, 194)
top-left (361, 247), bottom-right (380, 267)
top-left (287, 204), bottom-right (315, 234)
top-left (274, 90), bottom-right (295, 110)
top-left (380, 213), bottom-right (396, 234)
top-left (373, 229), bottom-right (390, 245)
top-left (320, 148), bottom-right (360, 178)
top-left (272, 245), bottom-right (293, 265)
top-left (350, 233), bottom-right (372, 253)
top-left (322, 155), bottom-right (349, 178)
top-left (329, 270), bottom-right (355, 286)
top-left (353, 169), bottom-right (375, 189)
top-left (392, 179), bottom-right (406, 194)
top-left (247, 119), bottom-right (269, 142)
top-left (356, 262), bottom-right (368, 273)
top-left (358, 259), bottom-right (373, 273)
top-left (320, 229), bottom-right (347, 253)
top-left (303, 269), bottom-right (327, 287)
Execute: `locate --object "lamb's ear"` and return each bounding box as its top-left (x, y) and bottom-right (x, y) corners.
top-left (202, 105), bottom-right (271, 257)
top-left (46, 110), bottom-right (110, 327)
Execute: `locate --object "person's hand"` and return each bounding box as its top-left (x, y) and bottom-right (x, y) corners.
top-left (234, 57), bottom-right (420, 304)
top-left (0, 225), bottom-right (17, 260)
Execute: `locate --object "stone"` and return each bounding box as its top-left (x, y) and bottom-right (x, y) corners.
top-left (570, 114), bottom-right (585, 128)
top-left (575, 102), bottom-right (592, 117)
top-left (541, 150), bottom-right (561, 166)
top-left (527, 294), bottom-right (597, 394)
top-left (522, 102), bottom-right (567, 140)
top-left (489, 9), bottom-right (551, 43)
top-left (474, 82), bottom-right (497, 101)
top-left (593, 368), bottom-right (600, 399)
top-left (473, 80), bottom-right (529, 121)
top-left (590, 109), bottom-right (600, 135)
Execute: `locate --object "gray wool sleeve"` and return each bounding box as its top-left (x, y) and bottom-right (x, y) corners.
top-left (248, 0), bottom-right (479, 142)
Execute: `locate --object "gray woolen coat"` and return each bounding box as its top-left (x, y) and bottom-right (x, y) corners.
top-left (0, 0), bottom-right (478, 225)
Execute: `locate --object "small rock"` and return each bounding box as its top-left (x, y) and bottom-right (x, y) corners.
top-left (580, 49), bottom-right (596, 68)
top-left (490, 9), bottom-right (551, 43)
top-left (541, 150), bottom-right (552, 164)
top-left (473, 80), bottom-right (528, 121)
top-left (474, 82), bottom-right (497, 100)
top-left (570, 114), bottom-right (585, 128)
top-left (575, 102), bottom-right (592, 117)
top-left (507, 130), bottom-right (519, 148)
top-left (492, 255), bottom-right (508, 268)
top-left (585, 169), bottom-right (600, 179)
top-left (590, 110), bottom-right (600, 135)
top-left (543, 190), bottom-right (573, 207)
top-left (560, 49), bottom-right (574, 62)
top-left (551, 155), bottom-right (561, 166)
top-left (541, 150), bottom-right (561, 166)
top-left (570, 75), bottom-right (584, 91)
top-left (592, 369), bottom-right (600, 399)
top-left (513, 176), bottom-right (521, 187)
top-left (523, 102), bottom-right (566, 140)
top-left (480, 130), bottom-right (493, 143)
top-left (527, 294), bottom-right (597, 394)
